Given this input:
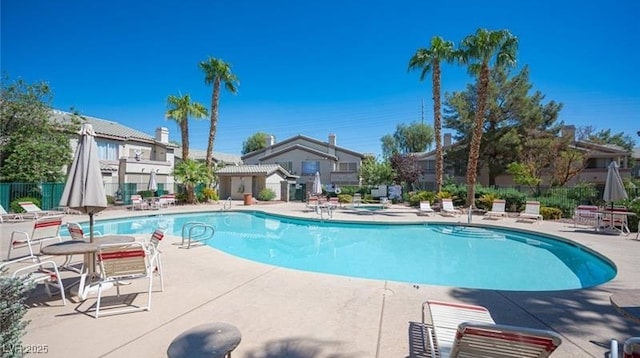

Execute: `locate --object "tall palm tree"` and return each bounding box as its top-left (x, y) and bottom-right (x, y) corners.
top-left (199, 57), bottom-right (239, 171)
top-left (165, 93), bottom-right (208, 161)
top-left (458, 28), bottom-right (518, 207)
top-left (408, 36), bottom-right (455, 194)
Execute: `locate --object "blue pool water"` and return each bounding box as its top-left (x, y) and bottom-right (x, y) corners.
top-left (84, 211), bottom-right (616, 291)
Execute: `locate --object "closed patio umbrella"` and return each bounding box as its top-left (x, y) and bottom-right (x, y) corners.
top-left (59, 123), bottom-right (108, 244)
top-left (148, 170), bottom-right (158, 196)
top-left (312, 172), bottom-right (323, 196)
top-left (602, 161), bottom-right (628, 230)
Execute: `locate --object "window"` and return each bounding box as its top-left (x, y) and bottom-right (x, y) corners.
top-left (424, 160), bottom-right (435, 174)
top-left (96, 141), bottom-right (118, 160)
top-left (338, 162), bottom-right (357, 171)
top-left (301, 161), bottom-right (320, 175)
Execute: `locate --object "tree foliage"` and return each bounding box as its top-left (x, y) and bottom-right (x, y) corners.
top-left (586, 128), bottom-right (636, 151)
top-left (172, 159), bottom-right (210, 204)
top-left (444, 66), bottom-right (565, 187)
top-left (458, 28), bottom-right (518, 207)
top-left (389, 154), bottom-right (420, 190)
top-left (165, 93), bottom-right (208, 161)
top-left (242, 132), bottom-right (273, 154)
top-left (358, 156), bottom-right (395, 186)
top-left (199, 57), bottom-right (239, 172)
top-left (380, 122), bottom-right (434, 159)
top-left (0, 77), bottom-right (78, 182)
top-left (409, 36), bottom-right (455, 193)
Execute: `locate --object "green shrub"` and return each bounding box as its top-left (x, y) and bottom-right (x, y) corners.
top-left (106, 195), bottom-right (115, 205)
top-left (1, 267), bottom-right (32, 358)
top-left (257, 188), bottom-right (276, 201)
top-left (540, 206), bottom-right (563, 220)
top-left (10, 197), bottom-right (41, 213)
top-left (138, 190), bottom-right (154, 198)
top-left (337, 194), bottom-right (352, 204)
top-left (538, 196), bottom-right (577, 218)
top-left (495, 188), bottom-right (527, 212)
top-left (622, 198), bottom-right (640, 233)
top-left (408, 191), bottom-right (436, 207)
top-left (477, 193), bottom-right (500, 210)
top-left (201, 188), bottom-right (218, 202)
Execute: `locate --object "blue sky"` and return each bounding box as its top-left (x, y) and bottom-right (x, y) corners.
top-left (2, 0), bottom-right (639, 156)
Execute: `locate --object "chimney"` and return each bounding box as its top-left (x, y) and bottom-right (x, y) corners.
top-left (561, 125), bottom-right (576, 142)
top-left (443, 133), bottom-right (452, 147)
top-left (328, 133), bottom-right (336, 146)
top-left (155, 127), bottom-right (169, 144)
top-left (264, 135), bottom-right (275, 154)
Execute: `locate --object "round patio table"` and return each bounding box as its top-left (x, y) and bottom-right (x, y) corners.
top-left (167, 322), bottom-right (241, 358)
top-left (610, 289), bottom-right (640, 324)
top-left (41, 235), bottom-right (136, 275)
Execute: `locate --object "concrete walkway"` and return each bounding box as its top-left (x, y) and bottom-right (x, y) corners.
top-left (1, 201), bottom-right (639, 357)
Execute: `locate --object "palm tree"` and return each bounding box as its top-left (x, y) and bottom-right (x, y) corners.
top-left (458, 28), bottom-right (518, 207)
top-left (173, 159), bottom-right (209, 204)
top-left (199, 57), bottom-right (239, 171)
top-left (408, 36), bottom-right (455, 194)
top-left (165, 93), bottom-right (208, 161)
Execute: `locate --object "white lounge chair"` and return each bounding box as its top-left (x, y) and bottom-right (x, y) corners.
top-left (518, 201), bottom-right (543, 222)
top-left (440, 198), bottom-right (462, 216)
top-left (145, 228), bottom-right (166, 291)
top-left (7, 215), bottom-right (63, 260)
top-left (18, 201), bottom-right (61, 219)
top-left (417, 201), bottom-right (435, 216)
top-left (422, 300), bottom-right (562, 358)
top-left (62, 222), bottom-right (103, 272)
top-left (484, 199), bottom-right (507, 220)
top-left (0, 204), bottom-right (24, 223)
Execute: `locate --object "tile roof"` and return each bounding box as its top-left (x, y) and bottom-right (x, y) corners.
top-left (51, 109), bottom-right (159, 143)
top-left (175, 148), bottom-right (243, 164)
top-left (216, 164), bottom-right (295, 177)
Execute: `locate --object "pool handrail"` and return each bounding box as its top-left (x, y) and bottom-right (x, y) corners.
top-left (179, 222), bottom-right (215, 249)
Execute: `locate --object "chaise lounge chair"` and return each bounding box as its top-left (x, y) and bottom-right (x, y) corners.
top-left (518, 201), bottom-right (543, 222)
top-left (611, 337), bottom-right (640, 358)
top-left (484, 199), bottom-right (507, 220)
top-left (0, 204), bottom-right (24, 223)
top-left (440, 198), bottom-right (462, 217)
top-left (417, 201), bottom-right (435, 216)
top-left (18, 201), bottom-right (61, 219)
top-left (421, 300), bottom-right (563, 358)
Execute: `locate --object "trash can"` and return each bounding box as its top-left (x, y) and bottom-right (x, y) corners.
top-left (243, 193), bottom-right (252, 206)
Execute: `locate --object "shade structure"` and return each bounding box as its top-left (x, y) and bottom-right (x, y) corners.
top-left (312, 172), bottom-right (323, 195)
top-left (603, 161), bottom-right (628, 203)
top-left (148, 170), bottom-right (158, 195)
top-left (59, 123), bottom-right (108, 243)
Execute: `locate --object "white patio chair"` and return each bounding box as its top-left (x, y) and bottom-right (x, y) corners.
top-left (518, 201), bottom-right (543, 222)
top-left (1, 257), bottom-right (67, 306)
top-left (7, 215), bottom-right (63, 261)
top-left (0, 204), bottom-right (24, 223)
top-left (440, 199), bottom-right (462, 216)
top-left (93, 242), bottom-right (153, 318)
top-left (145, 228), bottom-right (166, 291)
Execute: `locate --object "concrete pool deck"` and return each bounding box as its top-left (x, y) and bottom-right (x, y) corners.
top-left (1, 201), bottom-right (639, 357)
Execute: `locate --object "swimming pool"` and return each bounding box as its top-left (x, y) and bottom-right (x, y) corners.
top-left (85, 211), bottom-right (616, 291)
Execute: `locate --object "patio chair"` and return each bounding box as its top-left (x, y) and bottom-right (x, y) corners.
top-left (131, 195), bottom-right (148, 210)
top-left (7, 215), bottom-right (63, 261)
top-left (306, 196), bottom-right (319, 212)
top-left (422, 300), bottom-right (562, 358)
top-left (0, 204), bottom-right (24, 223)
top-left (611, 337), bottom-right (640, 358)
top-left (353, 193), bottom-right (362, 206)
top-left (440, 199), bottom-right (462, 217)
top-left (62, 222), bottom-right (102, 272)
top-left (518, 201), bottom-right (543, 222)
top-left (18, 201), bottom-right (61, 219)
top-left (600, 206), bottom-right (631, 235)
top-left (573, 205), bottom-right (600, 228)
top-left (0, 256), bottom-right (67, 306)
top-left (93, 242), bottom-right (154, 318)
top-left (484, 199), bottom-right (508, 220)
top-left (158, 194), bottom-right (176, 208)
top-left (145, 228), bottom-right (166, 291)
top-left (417, 201), bottom-right (435, 216)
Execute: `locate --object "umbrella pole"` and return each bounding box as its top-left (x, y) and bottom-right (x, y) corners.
top-left (89, 213), bottom-right (96, 277)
